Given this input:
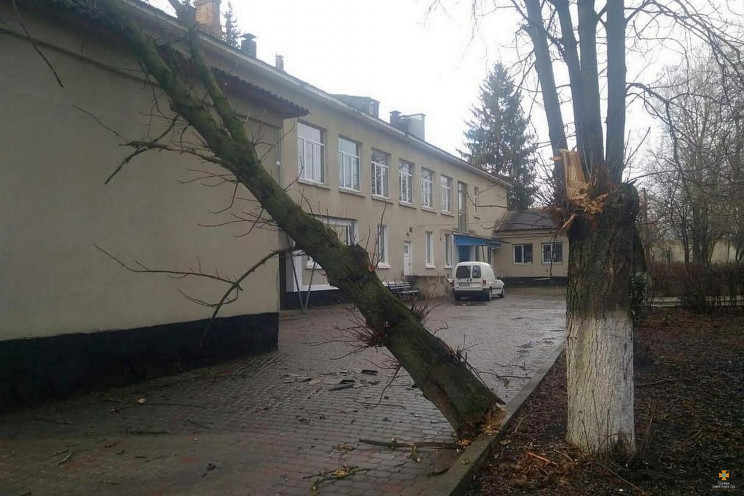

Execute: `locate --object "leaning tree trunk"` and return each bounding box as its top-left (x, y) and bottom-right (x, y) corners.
top-left (82, 0), bottom-right (504, 437)
top-left (565, 184), bottom-right (639, 455)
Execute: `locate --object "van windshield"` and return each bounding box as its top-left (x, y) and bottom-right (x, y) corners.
top-left (455, 266), bottom-right (471, 279)
top-left (472, 265), bottom-right (482, 278)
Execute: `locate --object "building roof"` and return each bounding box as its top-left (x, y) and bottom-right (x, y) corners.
top-left (495, 209), bottom-right (557, 233)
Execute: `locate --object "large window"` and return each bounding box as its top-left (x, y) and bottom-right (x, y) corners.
top-left (376, 224), bottom-right (389, 265)
top-left (399, 161), bottom-right (413, 203)
top-left (440, 175), bottom-right (452, 212)
top-left (514, 244), bottom-right (533, 264)
top-left (338, 137), bottom-right (360, 191)
top-left (425, 231), bottom-right (434, 267)
top-left (444, 233), bottom-right (452, 267)
top-left (457, 182), bottom-right (467, 231)
top-left (371, 149), bottom-right (389, 198)
top-left (297, 122), bottom-right (324, 184)
top-left (473, 186), bottom-right (479, 216)
top-left (421, 169), bottom-right (433, 208)
top-left (542, 242), bottom-right (563, 264)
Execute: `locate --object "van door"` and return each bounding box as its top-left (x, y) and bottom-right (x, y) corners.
top-left (455, 264), bottom-right (471, 287)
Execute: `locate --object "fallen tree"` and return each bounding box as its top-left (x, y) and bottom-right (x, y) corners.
top-left (25, 0), bottom-right (505, 437)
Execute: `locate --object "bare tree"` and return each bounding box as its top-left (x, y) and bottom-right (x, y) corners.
top-left (458, 0), bottom-right (744, 455)
top-left (644, 53), bottom-right (743, 266)
top-left (34, 0), bottom-right (505, 437)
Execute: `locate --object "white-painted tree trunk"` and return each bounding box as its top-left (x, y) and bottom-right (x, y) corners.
top-left (566, 310), bottom-right (635, 454)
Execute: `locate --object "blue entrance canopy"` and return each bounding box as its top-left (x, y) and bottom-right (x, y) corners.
top-left (453, 233), bottom-right (501, 248)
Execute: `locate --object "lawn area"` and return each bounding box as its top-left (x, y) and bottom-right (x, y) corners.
top-left (469, 308), bottom-right (743, 495)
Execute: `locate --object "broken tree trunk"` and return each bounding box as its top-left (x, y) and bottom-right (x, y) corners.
top-left (565, 183), bottom-right (639, 454)
top-left (81, 0), bottom-right (504, 437)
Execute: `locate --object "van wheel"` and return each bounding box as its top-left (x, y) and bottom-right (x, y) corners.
top-left (454, 294), bottom-right (462, 301)
top-left (499, 287), bottom-right (505, 298)
top-left (485, 288), bottom-right (493, 301)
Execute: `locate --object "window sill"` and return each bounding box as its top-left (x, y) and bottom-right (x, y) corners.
top-left (444, 264), bottom-right (452, 269)
top-left (421, 206), bottom-right (437, 213)
top-left (440, 211), bottom-right (454, 217)
top-left (513, 262), bottom-right (533, 265)
top-left (298, 179), bottom-right (330, 190)
top-left (377, 263), bottom-right (391, 269)
top-left (425, 264), bottom-right (436, 269)
top-left (339, 187), bottom-right (364, 197)
top-left (474, 214), bottom-right (481, 219)
top-left (542, 262), bottom-right (563, 265)
top-left (399, 201), bottom-right (417, 209)
top-left (372, 195), bottom-right (393, 204)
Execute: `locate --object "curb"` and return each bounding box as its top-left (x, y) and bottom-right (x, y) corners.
top-left (405, 340), bottom-right (566, 496)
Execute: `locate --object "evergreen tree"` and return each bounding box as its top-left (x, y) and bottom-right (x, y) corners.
top-left (223, 2), bottom-right (240, 48)
top-left (461, 63), bottom-right (537, 210)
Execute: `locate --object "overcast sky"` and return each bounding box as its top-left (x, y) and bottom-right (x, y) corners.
top-left (215, 1), bottom-right (739, 179)
top-left (229, 1), bottom-right (527, 157)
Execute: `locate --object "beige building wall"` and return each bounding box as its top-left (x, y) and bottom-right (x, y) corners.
top-left (649, 240), bottom-right (738, 265)
top-left (0, 9), bottom-right (283, 341)
top-left (278, 104), bottom-right (509, 292)
top-left (492, 231), bottom-right (569, 280)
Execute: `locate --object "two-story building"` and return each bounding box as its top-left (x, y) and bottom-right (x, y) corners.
top-left (0, 0), bottom-right (508, 406)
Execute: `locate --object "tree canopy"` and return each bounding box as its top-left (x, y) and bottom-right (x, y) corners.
top-left (461, 62), bottom-right (537, 210)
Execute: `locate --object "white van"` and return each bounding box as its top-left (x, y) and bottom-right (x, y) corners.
top-left (453, 261), bottom-right (505, 301)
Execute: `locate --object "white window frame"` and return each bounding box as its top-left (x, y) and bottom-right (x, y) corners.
top-left (338, 137), bottom-right (360, 191)
top-left (376, 224), bottom-right (389, 268)
top-left (473, 186), bottom-right (480, 217)
top-left (541, 242), bottom-right (563, 264)
top-left (297, 122), bottom-right (324, 184)
top-left (425, 231), bottom-right (435, 268)
top-left (399, 160), bottom-right (413, 204)
top-left (440, 175), bottom-right (452, 213)
top-left (421, 169), bottom-right (433, 208)
top-left (513, 243), bottom-right (533, 264)
top-left (444, 233), bottom-right (452, 268)
top-left (371, 149), bottom-right (389, 198)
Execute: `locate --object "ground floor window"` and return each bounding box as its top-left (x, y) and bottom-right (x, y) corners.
top-left (444, 233), bottom-right (452, 267)
top-left (514, 244), bottom-right (533, 264)
top-left (425, 231), bottom-right (434, 267)
top-left (541, 242), bottom-right (563, 264)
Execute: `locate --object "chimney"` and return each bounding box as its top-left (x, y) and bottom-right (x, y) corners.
top-left (403, 113), bottom-right (426, 141)
top-left (194, 0), bottom-right (222, 38)
top-left (241, 33), bottom-right (257, 58)
top-left (275, 55), bottom-right (285, 71)
top-left (389, 110), bottom-right (403, 129)
top-left (389, 111), bottom-right (426, 140)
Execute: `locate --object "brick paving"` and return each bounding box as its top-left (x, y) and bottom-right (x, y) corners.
top-left (0, 289), bottom-right (565, 496)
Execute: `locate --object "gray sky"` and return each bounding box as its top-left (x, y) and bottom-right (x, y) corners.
top-left (230, 1), bottom-right (524, 157)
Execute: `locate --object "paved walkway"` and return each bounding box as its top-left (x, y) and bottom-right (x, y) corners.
top-left (0, 289), bottom-right (565, 496)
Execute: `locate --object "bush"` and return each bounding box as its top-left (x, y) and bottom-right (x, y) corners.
top-left (648, 261), bottom-right (744, 313)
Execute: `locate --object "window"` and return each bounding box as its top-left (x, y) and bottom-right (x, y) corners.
top-left (338, 137), bottom-right (360, 191)
top-left (514, 244), bottom-right (533, 264)
top-left (425, 231), bottom-right (434, 267)
top-left (542, 242), bottom-right (563, 264)
top-left (457, 182), bottom-right (467, 231)
top-left (472, 265), bottom-right (482, 278)
top-left (297, 122), bottom-right (324, 183)
top-left (473, 187), bottom-right (479, 216)
top-left (371, 149), bottom-right (389, 197)
top-left (444, 233), bottom-right (452, 267)
top-left (399, 160), bottom-right (413, 203)
top-left (376, 224), bottom-right (389, 266)
top-left (440, 175), bottom-right (452, 212)
top-left (421, 169), bottom-right (433, 208)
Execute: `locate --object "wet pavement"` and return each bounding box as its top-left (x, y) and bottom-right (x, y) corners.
top-left (0, 288), bottom-right (565, 496)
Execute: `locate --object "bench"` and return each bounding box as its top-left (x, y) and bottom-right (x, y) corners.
top-left (384, 281), bottom-right (421, 300)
